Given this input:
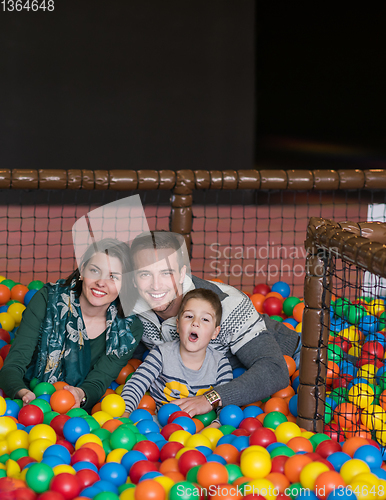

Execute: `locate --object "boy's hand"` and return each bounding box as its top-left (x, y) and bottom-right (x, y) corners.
top-left (122, 412), bottom-right (130, 418)
top-left (16, 388), bottom-right (36, 406)
top-left (173, 395), bottom-right (212, 417)
top-left (63, 385), bottom-right (85, 408)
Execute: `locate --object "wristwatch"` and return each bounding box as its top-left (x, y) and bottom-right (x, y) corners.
top-left (204, 389), bottom-right (222, 409)
top-left (80, 394), bottom-right (87, 408)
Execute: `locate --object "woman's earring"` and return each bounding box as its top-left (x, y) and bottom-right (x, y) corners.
top-left (79, 276), bottom-right (83, 281)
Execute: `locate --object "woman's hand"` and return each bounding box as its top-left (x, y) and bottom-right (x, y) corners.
top-left (16, 388), bottom-right (36, 406)
top-left (63, 385), bottom-right (85, 409)
top-left (173, 395), bottom-right (212, 417)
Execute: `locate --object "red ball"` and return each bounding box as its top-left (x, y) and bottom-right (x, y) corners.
top-left (17, 405), bottom-right (44, 426)
top-left (249, 427), bottom-right (277, 448)
top-left (239, 417), bottom-right (263, 434)
top-left (133, 440), bottom-right (160, 462)
top-left (178, 449), bottom-right (207, 476)
top-left (167, 411), bottom-right (191, 424)
top-left (362, 341), bottom-right (385, 359)
top-left (263, 297), bottom-right (283, 316)
top-left (17, 457), bottom-right (37, 469)
top-left (356, 355), bottom-right (383, 369)
top-left (0, 329), bottom-right (10, 344)
top-left (253, 284), bottom-right (271, 296)
top-left (271, 455), bottom-right (289, 474)
top-left (332, 375), bottom-right (353, 390)
top-left (231, 429), bottom-right (250, 437)
top-left (0, 345), bottom-right (11, 360)
top-left (71, 448), bottom-right (99, 468)
top-left (159, 441), bottom-right (184, 461)
top-left (160, 423), bottom-right (184, 440)
top-left (38, 493), bottom-right (65, 500)
top-left (323, 422), bottom-right (345, 442)
top-left (50, 473), bottom-right (81, 500)
top-left (76, 468), bottom-right (99, 490)
top-left (50, 414), bottom-right (71, 438)
top-left (129, 460), bottom-right (159, 484)
top-left (315, 440), bottom-right (342, 458)
top-left (56, 439), bottom-right (74, 455)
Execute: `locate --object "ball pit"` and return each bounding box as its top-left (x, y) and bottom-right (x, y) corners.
top-left (0, 278), bottom-right (385, 499)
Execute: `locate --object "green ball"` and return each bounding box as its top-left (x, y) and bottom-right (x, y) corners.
top-left (186, 464), bottom-right (201, 483)
top-left (329, 387), bottom-right (348, 405)
top-left (309, 433), bottom-right (331, 451)
top-left (94, 492), bottom-right (120, 500)
top-left (286, 483), bottom-right (304, 500)
top-left (0, 454), bottom-right (9, 464)
top-left (378, 373), bottom-right (386, 392)
top-left (93, 428), bottom-right (111, 441)
top-left (333, 298), bottom-right (351, 318)
top-left (118, 483), bottom-right (135, 494)
top-left (6, 300), bottom-right (19, 306)
top-left (82, 415), bottom-right (100, 432)
top-left (169, 481), bottom-right (200, 500)
top-left (13, 399), bottom-right (23, 410)
top-left (379, 311), bottom-right (386, 330)
top-left (33, 382), bottom-right (56, 397)
top-left (10, 448), bottom-right (29, 461)
top-left (125, 373), bottom-right (134, 383)
top-left (28, 280), bottom-right (44, 291)
top-left (102, 437), bottom-right (112, 455)
top-left (67, 408), bottom-right (88, 418)
top-left (29, 398), bottom-right (51, 414)
top-left (29, 377), bottom-right (40, 390)
top-left (219, 425), bottom-right (236, 435)
top-left (270, 315), bottom-right (283, 322)
top-left (110, 426), bottom-right (136, 451)
top-left (270, 445), bottom-right (295, 458)
top-left (0, 469), bottom-right (6, 478)
top-left (283, 297), bottom-right (301, 317)
top-left (263, 411), bottom-right (287, 429)
top-left (0, 279), bottom-right (15, 290)
top-left (118, 417), bottom-right (134, 425)
top-left (135, 434), bottom-right (148, 444)
top-left (327, 344), bottom-right (344, 363)
top-left (26, 462), bottom-right (54, 493)
top-left (43, 410), bottom-right (59, 425)
top-left (344, 304), bottom-right (367, 325)
top-left (194, 410), bottom-right (217, 427)
top-left (225, 463), bottom-right (243, 483)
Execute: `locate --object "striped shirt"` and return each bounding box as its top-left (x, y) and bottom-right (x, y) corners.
top-left (121, 340), bottom-right (233, 413)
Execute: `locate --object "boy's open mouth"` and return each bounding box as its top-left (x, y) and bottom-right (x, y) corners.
top-left (189, 332), bottom-right (198, 341)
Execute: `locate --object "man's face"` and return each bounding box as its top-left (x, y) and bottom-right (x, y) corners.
top-left (133, 247), bottom-right (186, 316)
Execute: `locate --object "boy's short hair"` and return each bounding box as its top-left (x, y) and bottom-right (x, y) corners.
top-left (178, 288), bottom-right (222, 327)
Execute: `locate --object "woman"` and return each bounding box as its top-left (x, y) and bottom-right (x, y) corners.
top-left (0, 238), bottom-right (142, 412)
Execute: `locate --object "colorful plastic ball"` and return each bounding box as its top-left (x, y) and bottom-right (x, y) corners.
top-left (272, 281), bottom-right (290, 299)
top-left (43, 444), bottom-right (72, 465)
top-left (4, 399), bottom-right (20, 418)
top-left (29, 398), bottom-right (52, 414)
top-left (50, 389), bottom-right (76, 414)
top-left (178, 449), bottom-right (207, 476)
top-left (253, 284), bottom-right (271, 296)
top-left (98, 462), bottom-right (128, 486)
top-left (243, 406), bottom-right (263, 419)
top-left (0, 284), bottom-right (11, 304)
top-left (129, 460), bottom-right (159, 484)
top-left (136, 419), bottom-right (160, 435)
top-left (63, 417), bottom-right (91, 444)
top-left (219, 405), bottom-right (244, 428)
top-left (101, 394), bottom-right (126, 418)
top-left (10, 284), bottom-right (29, 303)
top-left (0, 312), bottom-right (15, 332)
top-left (23, 289), bottom-right (37, 306)
top-left (353, 444), bottom-right (383, 468)
top-left (110, 426), bottom-right (137, 451)
top-left (7, 302), bottom-right (26, 325)
top-left (50, 472), bottom-right (81, 499)
top-left (129, 408), bottom-right (153, 424)
top-left (25, 462), bottom-right (55, 493)
top-left (263, 297), bottom-right (283, 316)
top-left (50, 414), bottom-right (71, 437)
top-left (171, 416), bottom-right (196, 435)
top-left (155, 403), bottom-right (180, 427)
top-left (33, 382), bottom-right (55, 397)
top-left (263, 411), bottom-right (288, 430)
top-left (121, 450), bottom-right (147, 473)
top-left (196, 461), bottom-right (229, 489)
top-left (233, 367), bottom-right (246, 378)
top-left (292, 302), bottom-right (305, 323)
top-left (340, 458), bottom-right (371, 483)
top-left (28, 280), bottom-right (44, 291)
top-left (326, 451), bottom-right (351, 472)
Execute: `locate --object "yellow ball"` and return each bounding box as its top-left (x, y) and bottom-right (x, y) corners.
top-left (348, 383), bottom-right (374, 408)
top-left (246, 478), bottom-right (277, 500)
top-left (53, 464), bottom-right (76, 475)
top-left (361, 405), bottom-right (386, 431)
top-left (299, 462), bottom-right (330, 490)
top-left (0, 397), bottom-right (6, 417)
top-left (296, 323), bottom-right (302, 333)
top-left (29, 424), bottom-right (57, 443)
top-left (28, 438), bottom-right (54, 461)
top-left (376, 429), bottom-right (386, 447)
top-left (354, 472), bottom-right (379, 489)
top-left (242, 445), bottom-right (270, 458)
top-left (340, 326), bottom-right (361, 343)
top-left (120, 487), bottom-right (136, 500)
top-left (0, 312), bottom-right (15, 332)
top-left (5, 458), bottom-right (20, 478)
top-left (92, 410), bottom-right (113, 426)
top-left (0, 439), bottom-right (9, 455)
top-left (168, 430), bottom-right (192, 446)
top-left (115, 384), bottom-right (124, 396)
top-left (0, 416), bottom-right (17, 439)
top-left (7, 429), bottom-right (29, 451)
top-left (348, 345), bottom-right (362, 357)
top-left (75, 433), bottom-right (103, 450)
top-left (240, 451), bottom-right (272, 479)
top-left (340, 459), bottom-right (371, 484)
top-left (349, 479), bottom-right (376, 500)
top-left (154, 475), bottom-right (175, 494)
top-left (357, 364), bottom-right (377, 384)
top-left (301, 431), bottom-right (314, 439)
top-left (106, 448), bottom-right (128, 463)
top-left (199, 428), bottom-right (224, 449)
top-left (275, 422), bottom-right (301, 444)
top-left (368, 300), bottom-right (385, 317)
top-left (7, 303), bottom-right (26, 325)
top-left (0, 276), bottom-right (6, 283)
top-left (185, 433), bottom-right (212, 449)
top-left (101, 394), bottom-right (126, 417)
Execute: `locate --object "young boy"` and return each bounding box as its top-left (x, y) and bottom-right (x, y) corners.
top-left (121, 288), bottom-right (233, 416)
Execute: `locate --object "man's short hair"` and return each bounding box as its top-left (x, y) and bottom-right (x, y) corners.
top-left (178, 288), bottom-right (222, 327)
top-left (130, 231), bottom-right (187, 270)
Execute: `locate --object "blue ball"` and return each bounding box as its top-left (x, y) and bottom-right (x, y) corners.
top-left (232, 367), bottom-right (246, 379)
top-left (353, 444), bottom-right (383, 469)
top-left (283, 318), bottom-right (298, 328)
top-left (23, 289), bottom-right (37, 306)
top-left (326, 451), bottom-right (351, 472)
top-left (267, 442), bottom-right (286, 453)
top-left (43, 444), bottom-right (71, 464)
top-left (358, 315), bottom-right (378, 333)
top-left (37, 394), bottom-right (51, 403)
top-left (99, 462), bottom-right (128, 487)
top-left (109, 381), bottom-right (119, 391)
top-left (292, 376), bottom-right (300, 394)
top-left (63, 417), bottom-right (90, 443)
top-left (155, 438), bottom-right (168, 450)
top-left (243, 406), bottom-right (263, 419)
top-left (272, 281), bottom-right (291, 298)
top-left (172, 416), bottom-right (196, 434)
top-left (92, 480), bottom-right (119, 494)
top-left (145, 432), bottom-right (166, 444)
top-left (330, 317), bottom-right (349, 332)
top-left (207, 454), bottom-right (227, 465)
top-left (0, 306), bottom-right (8, 314)
top-left (217, 435), bottom-right (236, 446)
top-left (81, 486), bottom-right (104, 498)
top-left (327, 488), bottom-right (357, 500)
top-left (41, 455), bottom-right (64, 468)
top-left (288, 394), bottom-right (298, 417)
top-left (219, 404), bottom-right (244, 428)
top-left (195, 446), bottom-right (212, 457)
top-left (121, 450), bottom-right (147, 472)
top-left (129, 408), bottom-right (153, 424)
top-left (371, 467), bottom-right (386, 480)
top-left (157, 403), bottom-right (180, 427)
top-left (138, 471), bottom-right (163, 482)
top-left (5, 399), bottom-right (20, 418)
top-left (231, 436), bottom-right (250, 451)
top-left (297, 491), bottom-right (318, 499)
top-left (135, 418), bottom-right (160, 435)
top-left (73, 461), bottom-right (99, 473)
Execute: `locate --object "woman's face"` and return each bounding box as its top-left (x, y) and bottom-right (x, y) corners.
top-left (81, 252), bottom-right (123, 310)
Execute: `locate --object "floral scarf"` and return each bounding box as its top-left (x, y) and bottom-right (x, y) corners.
top-left (25, 279), bottom-right (137, 386)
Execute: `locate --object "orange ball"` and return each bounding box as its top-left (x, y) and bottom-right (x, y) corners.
top-left (0, 285), bottom-right (11, 304)
top-left (314, 471), bottom-right (347, 500)
top-left (214, 444), bottom-right (240, 464)
top-left (192, 418), bottom-right (205, 433)
top-left (272, 385), bottom-right (295, 399)
top-left (10, 284), bottom-right (29, 303)
top-left (209, 483), bottom-right (243, 500)
top-left (284, 454), bottom-right (313, 483)
top-left (266, 472), bottom-right (290, 494)
top-left (283, 355), bottom-right (296, 377)
top-left (159, 458), bottom-right (179, 474)
top-left (115, 363), bottom-right (135, 385)
top-left (250, 294), bottom-right (265, 314)
top-left (80, 442), bottom-right (105, 467)
top-left (292, 302), bottom-right (305, 323)
top-left (102, 419), bottom-right (123, 432)
top-left (326, 361), bottom-right (340, 385)
top-left (128, 358), bottom-right (142, 370)
top-left (197, 462), bottom-right (229, 489)
top-left (342, 436), bottom-right (370, 457)
top-left (333, 402), bottom-right (360, 428)
top-left (164, 471), bottom-right (185, 482)
top-left (286, 437), bottom-right (313, 453)
top-left (50, 389), bottom-right (76, 414)
top-left (264, 397), bottom-right (289, 415)
top-left (91, 402), bottom-right (102, 414)
top-left (379, 390), bottom-right (386, 411)
top-left (266, 292), bottom-right (284, 301)
top-left (344, 425), bottom-right (372, 440)
top-left (138, 395), bottom-right (157, 414)
top-left (53, 381), bottom-right (68, 391)
top-left (0, 357), bottom-right (3, 370)
top-left (134, 479), bottom-right (165, 500)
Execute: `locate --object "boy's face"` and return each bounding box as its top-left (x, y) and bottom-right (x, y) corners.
top-left (177, 298), bottom-right (221, 356)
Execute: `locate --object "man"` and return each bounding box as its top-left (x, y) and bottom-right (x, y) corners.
top-left (130, 231), bottom-right (299, 416)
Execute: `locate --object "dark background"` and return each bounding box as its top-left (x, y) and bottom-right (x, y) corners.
top-left (1, 1), bottom-right (385, 171)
